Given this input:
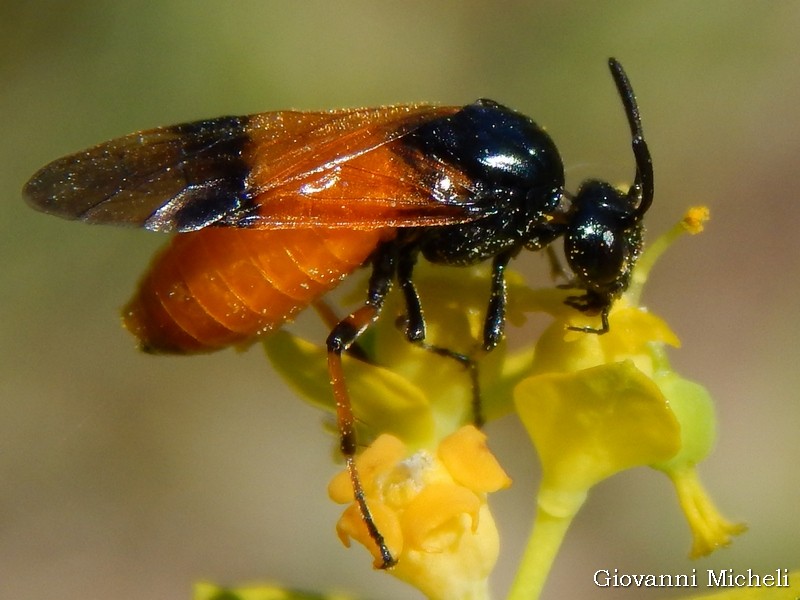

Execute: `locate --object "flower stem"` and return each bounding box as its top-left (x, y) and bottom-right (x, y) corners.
top-left (627, 206), bottom-right (709, 306)
top-left (506, 507), bottom-right (574, 600)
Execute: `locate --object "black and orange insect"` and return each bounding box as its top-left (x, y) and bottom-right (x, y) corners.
top-left (24, 58), bottom-right (652, 567)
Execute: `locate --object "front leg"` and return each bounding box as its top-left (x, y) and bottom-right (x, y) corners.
top-left (564, 290), bottom-right (611, 334)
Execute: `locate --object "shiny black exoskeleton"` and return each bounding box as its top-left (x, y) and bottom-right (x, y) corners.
top-left (406, 98), bottom-right (566, 263)
top-left (331, 57), bottom-right (653, 366)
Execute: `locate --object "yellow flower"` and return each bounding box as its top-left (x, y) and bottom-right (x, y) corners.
top-left (329, 426), bottom-right (511, 600)
top-left (262, 264), bottom-right (531, 597)
top-left (508, 207), bottom-right (744, 599)
top-left (516, 361), bottom-right (680, 517)
top-left (257, 205), bottom-right (745, 600)
top-left (510, 361), bottom-right (681, 599)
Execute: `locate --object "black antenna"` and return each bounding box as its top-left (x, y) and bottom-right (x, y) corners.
top-left (608, 57), bottom-right (653, 219)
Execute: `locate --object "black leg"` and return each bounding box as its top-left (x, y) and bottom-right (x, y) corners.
top-left (564, 291), bottom-right (611, 335)
top-left (411, 340), bottom-right (484, 428)
top-left (396, 247), bottom-right (425, 342)
top-left (396, 253), bottom-right (484, 427)
top-left (565, 305), bottom-right (610, 334)
top-left (483, 250), bottom-right (514, 351)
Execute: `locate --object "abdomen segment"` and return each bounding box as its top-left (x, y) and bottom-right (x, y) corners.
top-left (123, 227), bottom-right (393, 354)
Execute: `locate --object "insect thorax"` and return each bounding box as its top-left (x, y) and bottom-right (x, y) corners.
top-left (403, 99), bottom-right (567, 265)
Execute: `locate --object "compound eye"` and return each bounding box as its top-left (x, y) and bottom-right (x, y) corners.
top-left (565, 214), bottom-right (626, 286)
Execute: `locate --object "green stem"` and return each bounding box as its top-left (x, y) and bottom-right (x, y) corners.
top-left (626, 220), bottom-right (686, 306)
top-left (506, 507), bottom-right (574, 600)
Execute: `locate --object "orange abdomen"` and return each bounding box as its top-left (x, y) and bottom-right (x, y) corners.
top-left (123, 227), bottom-right (394, 354)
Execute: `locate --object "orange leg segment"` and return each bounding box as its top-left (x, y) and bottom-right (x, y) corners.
top-left (325, 243), bottom-right (397, 568)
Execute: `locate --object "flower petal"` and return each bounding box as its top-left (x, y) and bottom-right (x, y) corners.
top-left (515, 361), bottom-right (681, 514)
top-left (328, 434), bottom-right (408, 503)
top-left (401, 482), bottom-right (482, 551)
top-left (334, 500), bottom-right (403, 568)
top-left (264, 331), bottom-right (436, 446)
top-left (392, 503), bottom-right (499, 600)
top-left (437, 425), bottom-right (512, 493)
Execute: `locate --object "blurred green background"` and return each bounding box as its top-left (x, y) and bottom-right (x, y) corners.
top-left (2, 2), bottom-right (799, 599)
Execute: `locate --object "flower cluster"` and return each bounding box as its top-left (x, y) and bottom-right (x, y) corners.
top-left (506, 208), bottom-right (746, 598)
top-left (329, 426), bottom-right (510, 599)
top-left (263, 265), bottom-right (522, 598)
top-left (253, 206), bottom-right (751, 600)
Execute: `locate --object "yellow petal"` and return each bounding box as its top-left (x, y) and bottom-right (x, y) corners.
top-left (327, 434), bottom-right (407, 503)
top-left (334, 499), bottom-right (404, 568)
top-left (515, 361), bottom-right (680, 514)
top-left (437, 425), bottom-right (512, 493)
top-left (392, 503), bottom-right (499, 600)
top-left (600, 307), bottom-right (681, 355)
top-left (264, 331), bottom-right (436, 446)
top-left (529, 306), bottom-right (680, 378)
top-left (401, 482), bottom-right (482, 551)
